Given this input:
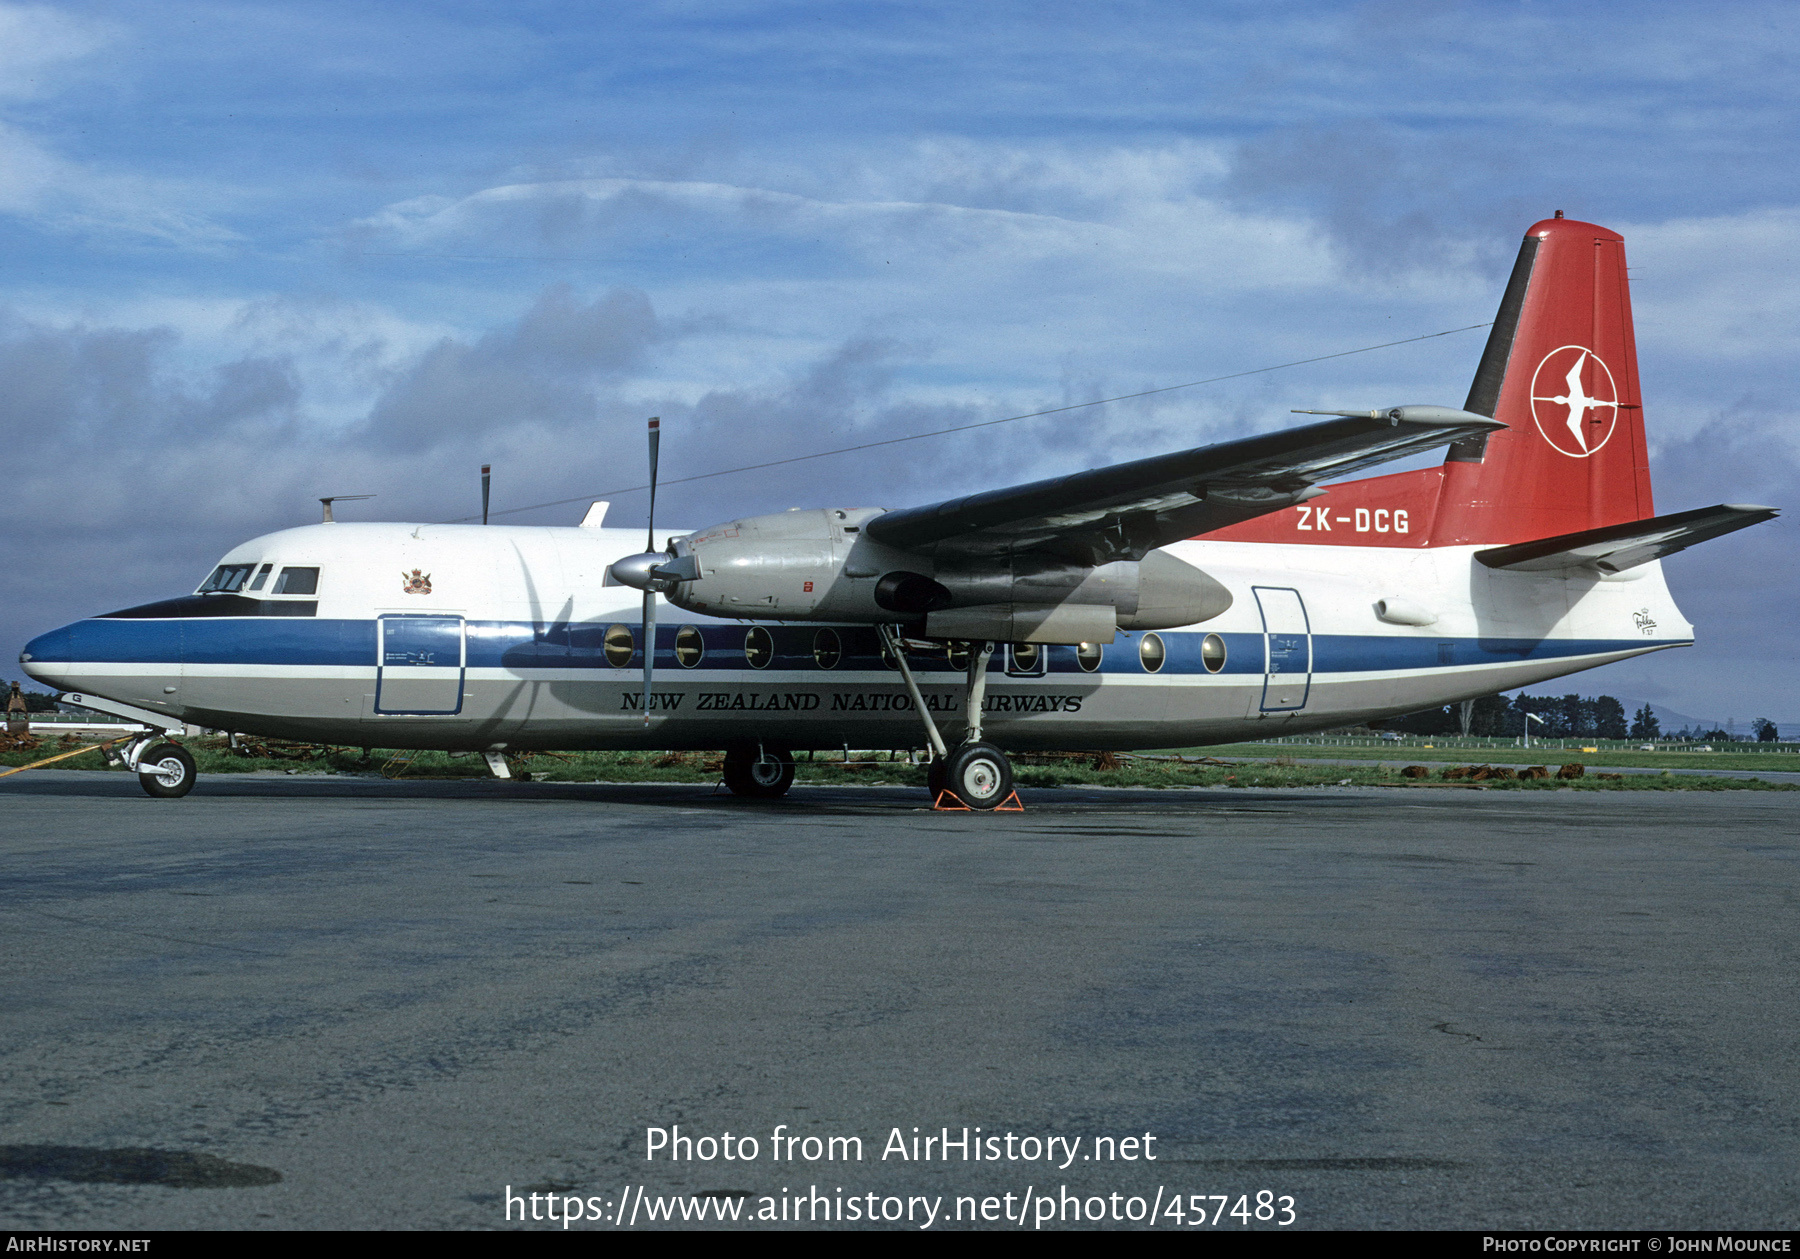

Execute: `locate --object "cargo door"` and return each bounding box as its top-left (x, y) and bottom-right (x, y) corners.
top-left (1254, 587), bottom-right (1312, 712)
top-left (375, 615), bottom-right (466, 715)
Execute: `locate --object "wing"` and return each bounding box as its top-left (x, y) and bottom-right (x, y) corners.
top-left (1475, 503), bottom-right (1778, 573)
top-left (862, 406), bottom-right (1504, 563)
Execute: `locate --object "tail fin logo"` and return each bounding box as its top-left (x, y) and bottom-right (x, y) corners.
top-left (1530, 345), bottom-right (1620, 458)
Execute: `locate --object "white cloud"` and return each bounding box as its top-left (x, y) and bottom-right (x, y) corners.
top-left (0, 3), bottom-right (112, 99)
top-left (1625, 208), bottom-right (1800, 361)
top-left (0, 6), bottom-right (238, 247)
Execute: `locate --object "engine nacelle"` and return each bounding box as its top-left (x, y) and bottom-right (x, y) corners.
top-left (663, 507), bottom-right (1234, 641)
top-left (665, 507), bottom-right (881, 619)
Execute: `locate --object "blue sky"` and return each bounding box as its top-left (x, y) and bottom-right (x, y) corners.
top-left (3, 0), bottom-right (1797, 722)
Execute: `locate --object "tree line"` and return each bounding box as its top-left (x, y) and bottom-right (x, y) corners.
top-left (1375, 693), bottom-right (1780, 742)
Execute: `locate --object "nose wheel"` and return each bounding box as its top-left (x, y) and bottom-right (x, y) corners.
top-left (136, 742), bottom-right (197, 798)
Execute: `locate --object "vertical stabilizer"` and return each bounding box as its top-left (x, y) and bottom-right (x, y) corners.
top-left (1432, 217), bottom-right (1655, 544)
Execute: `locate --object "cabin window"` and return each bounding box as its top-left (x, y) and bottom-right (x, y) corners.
top-left (744, 627), bottom-right (774, 669)
top-left (603, 624), bottom-right (634, 668)
top-left (1138, 633), bottom-right (1166, 673)
top-left (945, 641), bottom-right (972, 671)
top-left (1201, 633), bottom-right (1226, 673)
top-left (247, 563), bottom-right (273, 591)
top-left (272, 566), bottom-right (319, 595)
top-left (812, 627), bottom-right (842, 670)
top-left (1076, 641), bottom-right (1104, 672)
top-left (1007, 642), bottom-right (1041, 675)
top-left (198, 563), bottom-right (257, 593)
top-left (675, 626), bottom-right (704, 668)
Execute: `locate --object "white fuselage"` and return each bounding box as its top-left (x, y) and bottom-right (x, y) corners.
top-left (21, 522), bottom-right (1690, 752)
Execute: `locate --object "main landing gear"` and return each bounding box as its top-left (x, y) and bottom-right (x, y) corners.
top-left (880, 626), bottom-right (1017, 811)
top-left (723, 744), bottom-right (796, 798)
top-left (932, 741), bottom-right (1014, 810)
top-left (725, 631), bottom-right (1018, 809)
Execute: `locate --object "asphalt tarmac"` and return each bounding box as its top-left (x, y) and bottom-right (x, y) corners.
top-left (2, 772), bottom-right (1796, 1232)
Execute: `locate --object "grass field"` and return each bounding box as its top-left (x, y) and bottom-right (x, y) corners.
top-left (2, 736), bottom-right (1794, 792)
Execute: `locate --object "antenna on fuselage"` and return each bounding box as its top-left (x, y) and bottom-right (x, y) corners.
top-left (319, 494), bottom-right (374, 523)
top-left (642, 418), bottom-right (660, 728)
top-left (481, 465), bottom-right (491, 525)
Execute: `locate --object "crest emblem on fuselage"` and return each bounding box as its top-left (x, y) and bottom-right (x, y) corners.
top-left (402, 569), bottom-right (433, 595)
top-left (1529, 345), bottom-right (1620, 458)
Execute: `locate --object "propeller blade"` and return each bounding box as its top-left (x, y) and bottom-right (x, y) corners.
top-left (643, 417), bottom-right (660, 727)
top-left (642, 588), bottom-right (656, 727)
top-left (646, 417), bottom-right (660, 551)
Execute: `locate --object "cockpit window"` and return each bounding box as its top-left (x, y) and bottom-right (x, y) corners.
top-left (271, 566), bottom-right (319, 595)
top-left (247, 563), bottom-right (273, 591)
top-left (198, 563), bottom-right (257, 593)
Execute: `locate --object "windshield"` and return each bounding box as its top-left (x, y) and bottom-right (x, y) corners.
top-left (271, 566), bottom-right (319, 595)
top-left (197, 563), bottom-right (258, 593)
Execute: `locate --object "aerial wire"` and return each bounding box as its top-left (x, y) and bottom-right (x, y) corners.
top-left (441, 321), bottom-right (1491, 523)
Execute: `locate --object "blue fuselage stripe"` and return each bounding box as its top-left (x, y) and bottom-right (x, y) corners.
top-left (25, 617), bottom-right (1670, 676)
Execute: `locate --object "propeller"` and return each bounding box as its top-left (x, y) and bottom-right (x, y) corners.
top-left (606, 417), bottom-right (702, 725)
top-left (642, 418), bottom-right (659, 727)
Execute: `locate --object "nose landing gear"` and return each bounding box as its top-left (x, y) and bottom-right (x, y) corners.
top-left (134, 741), bottom-right (197, 798)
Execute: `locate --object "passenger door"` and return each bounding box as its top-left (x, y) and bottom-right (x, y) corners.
top-left (1254, 586), bottom-right (1312, 712)
top-left (374, 615), bottom-right (466, 715)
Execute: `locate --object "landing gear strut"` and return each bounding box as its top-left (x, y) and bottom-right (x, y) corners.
top-left (879, 626), bottom-right (1016, 810)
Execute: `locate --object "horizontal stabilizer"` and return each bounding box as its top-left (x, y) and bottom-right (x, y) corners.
top-left (1474, 503), bottom-right (1777, 573)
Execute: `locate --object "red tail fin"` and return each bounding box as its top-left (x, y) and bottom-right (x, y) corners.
top-left (1431, 216), bottom-right (1654, 544)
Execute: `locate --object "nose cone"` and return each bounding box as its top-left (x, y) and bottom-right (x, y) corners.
top-left (18, 616), bottom-right (182, 713)
top-left (610, 551), bottom-right (702, 593)
top-left (609, 552), bottom-right (671, 591)
top-left (19, 624), bottom-right (73, 688)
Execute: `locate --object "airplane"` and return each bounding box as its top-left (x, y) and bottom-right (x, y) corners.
top-left (17, 214), bottom-right (1777, 808)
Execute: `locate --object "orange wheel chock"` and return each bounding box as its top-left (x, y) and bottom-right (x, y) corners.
top-left (932, 790), bottom-right (1024, 812)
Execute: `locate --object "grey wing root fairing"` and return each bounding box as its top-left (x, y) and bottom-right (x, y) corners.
top-left (1475, 503), bottom-right (1779, 574)
top-left (862, 406), bottom-right (1505, 565)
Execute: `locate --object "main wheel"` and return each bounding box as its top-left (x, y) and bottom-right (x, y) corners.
top-left (137, 742), bottom-right (197, 798)
top-left (940, 741), bottom-right (1013, 810)
top-left (926, 756), bottom-right (949, 800)
top-left (722, 746), bottom-right (796, 798)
